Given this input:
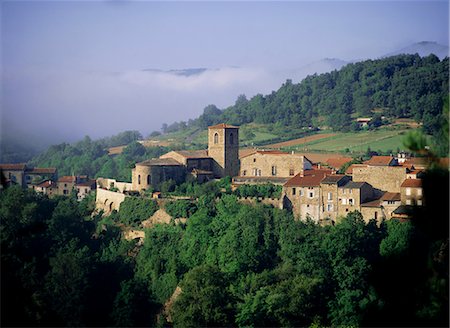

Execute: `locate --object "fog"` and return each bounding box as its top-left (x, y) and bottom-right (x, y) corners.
top-left (1, 1), bottom-right (448, 149)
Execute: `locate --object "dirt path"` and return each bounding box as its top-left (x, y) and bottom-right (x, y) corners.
top-left (264, 133), bottom-right (337, 148)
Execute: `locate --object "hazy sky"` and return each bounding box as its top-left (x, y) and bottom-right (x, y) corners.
top-left (1, 0), bottom-right (448, 144)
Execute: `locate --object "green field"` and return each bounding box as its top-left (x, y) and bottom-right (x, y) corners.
top-left (283, 128), bottom-right (412, 154)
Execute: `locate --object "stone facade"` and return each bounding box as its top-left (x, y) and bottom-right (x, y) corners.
top-left (131, 159), bottom-right (186, 192)
top-left (208, 124), bottom-right (240, 178)
top-left (352, 166), bottom-right (407, 193)
top-left (240, 151), bottom-right (312, 178)
top-left (337, 182), bottom-right (374, 218)
top-left (400, 179), bottom-right (424, 206)
top-left (95, 188), bottom-right (126, 215)
top-left (320, 175), bottom-right (351, 222)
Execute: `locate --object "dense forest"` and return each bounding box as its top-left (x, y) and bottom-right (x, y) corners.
top-left (2, 164), bottom-right (448, 327)
top-left (168, 54), bottom-right (448, 137)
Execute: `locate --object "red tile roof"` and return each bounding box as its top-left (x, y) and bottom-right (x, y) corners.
top-left (0, 163), bottom-right (27, 170)
top-left (381, 192), bottom-right (401, 202)
top-left (284, 169), bottom-right (332, 187)
top-left (364, 156), bottom-right (396, 166)
top-left (172, 150), bottom-right (209, 159)
top-left (326, 157), bottom-right (353, 169)
top-left (401, 179), bottom-right (422, 188)
top-left (208, 123), bottom-right (239, 129)
top-left (403, 157), bottom-right (428, 168)
top-left (37, 180), bottom-right (57, 188)
top-left (58, 176), bottom-right (77, 183)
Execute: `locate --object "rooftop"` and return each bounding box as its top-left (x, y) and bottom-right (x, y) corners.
top-left (172, 150), bottom-right (209, 159)
top-left (364, 156), bottom-right (396, 166)
top-left (37, 180), bottom-right (57, 188)
top-left (137, 158), bottom-right (182, 167)
top-left (58, 176), bottom-right (77, 183)
top-left (326, 157), bottom-right (353, 169)
top-left (284, 169), bottom-right (332, 187)
top-left (381, 192), bottom-right (401, 202)
top-left (0, 163), bottom-right (27, 171)
top-left (208, 123), bottom-right (239, 129)
top-left (341, 181), bottom-right (368, 189)
top-left (240, 150), bottom-right (289, 159)
top-left (401, 178), bottom-right (422, 188)
top-left (320, 174), bottom-right (349, 185)
top-left (361, 198), bottom-right (382, 208)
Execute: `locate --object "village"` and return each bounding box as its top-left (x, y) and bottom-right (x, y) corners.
top-left (1, 123), bottom-right (444, 226)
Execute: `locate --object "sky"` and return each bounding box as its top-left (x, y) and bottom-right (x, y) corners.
top-left (1, 0), bottom-right (449, 146)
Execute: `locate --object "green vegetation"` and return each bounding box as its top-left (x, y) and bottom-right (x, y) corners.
top-left (116, 197), bottom-right (159, 227)
top-left (2, 174), bottom-right (448, 326)
top-left (286, 127), bottom-right (409, 154)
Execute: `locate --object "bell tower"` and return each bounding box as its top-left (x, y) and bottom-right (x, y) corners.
top-left (208, 123), bottom-right (239, 178)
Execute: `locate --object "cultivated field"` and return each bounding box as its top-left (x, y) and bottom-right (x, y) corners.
top-left (264, 133), bottom-right (337, 148)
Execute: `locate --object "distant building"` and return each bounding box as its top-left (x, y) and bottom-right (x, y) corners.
top-left (131, 124), bottom-right (239, 191)
top-left (0, 163), bottom-right (57, 188)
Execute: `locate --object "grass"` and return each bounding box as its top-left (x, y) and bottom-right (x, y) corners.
top-left (283, 128), bottom-right (411, 154)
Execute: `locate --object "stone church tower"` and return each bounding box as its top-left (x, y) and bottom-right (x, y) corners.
top-left (208, 124), bottom-right (239, 178)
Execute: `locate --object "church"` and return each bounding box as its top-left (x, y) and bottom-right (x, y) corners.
top-left (131, 124), bottom-right (239, 191)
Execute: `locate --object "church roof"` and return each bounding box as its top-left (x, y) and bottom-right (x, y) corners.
top-left (208, 123), bottom-right (239, 129)
top-left (172, 150), bottom-right (210, 159)
top-left (137, 158), bottom-right (182, 166)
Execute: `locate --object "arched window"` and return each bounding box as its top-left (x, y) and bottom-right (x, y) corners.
top-left (229, 133), bottom-right (234, 144)
top-left (214, 133), bottom-right (219, 144)
top-left (147, 175), bottom-right (151, 185)
top-left (138, 175), bottom-right (141, 185)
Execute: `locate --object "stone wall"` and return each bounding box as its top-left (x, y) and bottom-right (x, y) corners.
top-left (320, 183), bottom-right (339, 222)
top-left (97, 178), bottom-right (132, 193)
top-left (95, 188), bottom-right (127, 215)
top-left (353, 166), bottom-right (407, 193)
top-left (237, 196), bottom-right (282, 209)
top-left (240, 153), bottom-right (311, 178)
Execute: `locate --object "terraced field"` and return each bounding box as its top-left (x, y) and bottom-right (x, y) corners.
top-left (283, 128), bottom-right (410, 153)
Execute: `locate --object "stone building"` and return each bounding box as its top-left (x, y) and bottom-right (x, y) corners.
top-left (400, 179), bottom-right (424, 206)
top-left (131, 123), bottom-right (240, 191)
top-left (240, 150), bottom-right (312, 178)
top-left (0, 164), bottom-right (57, 188)
top-left (337, 181), bottom-right (376, 218)
top-left (320, 175), bottom-right (351, 222)
top-left (282, 169), bottom-right (332, 223)
top-left (353, 164), bottom-right (407, 193)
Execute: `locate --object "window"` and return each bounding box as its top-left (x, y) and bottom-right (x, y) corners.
top-left (229, 133), bottom-right (234, 144)
top-left (63, 190), bottom-right (68, 195)
top-left (214, 133), bottom-right (219, 144)
top-left (64, 183), bottom-right (67, 187)
top-left (147, 175), bottom-right (151, 185)
top-left (289, 168), bottom-right (295, 176)
top-left (292, 188), bottom-right (296, 195)
top-left (300, 189), bottom-right (304, 196)
top-left (341, 198), bottom-right (347, 205)
top-left (406, 188), bottom-right (411, 196)
top-left (417, 188), bottom-right (422, 196)
top-left (327, 204), bottom-right (333, 212)
top-left (85, 188), bottom-right (88, 193)
top-left (242, 170), bottom-right (247, 176)
top-left (417, 199), bottom-right (423, 206)
top-left (349, 198), bottom-right (354, 206)
top-left (308, 191), bottom-right (314, 198)
top-left (253, 158), bottom-right (256, 162)
top-left (271, 166), bottom-right (277, 176)
top-left (349, 189), bottom-right (352, 194)
top-left (406, 199), bottom-right (412, 205)
top-left (327, 192), bottom-right (332, 201)
top-left (138, 175), bottom-right (141, 185)
top-left (343, 189), bottom-right (346, 194)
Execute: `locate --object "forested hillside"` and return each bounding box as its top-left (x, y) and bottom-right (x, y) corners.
top-left (1, 166), bottom-right (448, 326)
top-left (190, 54), bottom-right (448, 136)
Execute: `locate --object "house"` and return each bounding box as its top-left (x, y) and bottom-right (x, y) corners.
top-left (400, 179), bottom-right (424, 206)
top-left (356, 117), bottom-right (372, 127)
top-left (34, 180), bottom-right (58, 197)
top-left (57, 176), bottom-right (77, 196)
top-left (131, 124), bottom-right (239, 191)
top-left (240, 150), bottom-right (313, 178)
top-left (76, 179), bottom-right (97, 201)
top-left (353, 156), bottom-right (407, 193)
top-left (337, 181), bottom-right (376, 218)
top-left (360, 192), bottom-right (401, 224)
top-left (282, 169), bottom-right (332, 223)
top-left (0, 164), bottom-right (57, 188)
top-left (320, 174), bottom-right (351, 223)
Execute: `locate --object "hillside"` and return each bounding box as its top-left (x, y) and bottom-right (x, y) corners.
top-left (166, 54), bottom-right (448, 139)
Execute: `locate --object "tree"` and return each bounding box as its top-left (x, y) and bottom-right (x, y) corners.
top-left (171, 265), bottom-right (234, 327)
